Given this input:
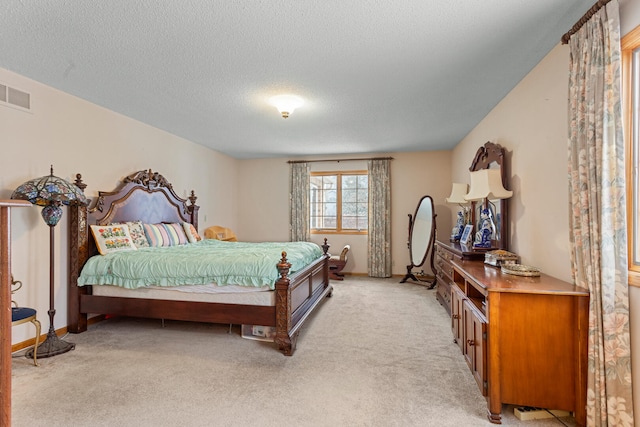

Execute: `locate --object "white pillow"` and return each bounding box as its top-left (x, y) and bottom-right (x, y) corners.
top-left (90, 224), bottom-right (137, 255)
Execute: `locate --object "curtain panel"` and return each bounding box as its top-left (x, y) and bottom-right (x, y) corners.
top-left (367, 159), bottom-right (391, 277)
top-left (289, 162), bottom-right (310, 242)
top-left (567, 2), bottom-right (633, 425)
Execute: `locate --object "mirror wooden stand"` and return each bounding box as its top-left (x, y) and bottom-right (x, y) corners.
top-left (400, 195), bottom-right (437, 287)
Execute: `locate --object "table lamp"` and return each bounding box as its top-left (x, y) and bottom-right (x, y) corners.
top-left (464, 168), bottom-right (512, 249)
top-left (446, 183), bottom-right (470, 242)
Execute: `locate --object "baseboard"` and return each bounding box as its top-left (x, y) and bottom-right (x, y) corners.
top-left (11, 314), bottom-right (106, 353)
top-left (341, 273), bottom-right (436, 280)
top-left (11, 326), bottom-right (68, 353)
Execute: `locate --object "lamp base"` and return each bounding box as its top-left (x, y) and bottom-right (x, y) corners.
top-left (25, 326), bottom-right (75, 359)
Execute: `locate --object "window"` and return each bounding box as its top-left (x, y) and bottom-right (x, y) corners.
top-left (623, 25), bottom-right (640, 283)
top-left (310, 171), bottom-right (368, 234)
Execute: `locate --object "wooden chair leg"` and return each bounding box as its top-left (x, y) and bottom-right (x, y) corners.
top-left (329, 271), bottom-right (344, 281)
top-left (30, 318), bottom-right (40, 366)
top-left (329, 261), bottom-right (346, 281)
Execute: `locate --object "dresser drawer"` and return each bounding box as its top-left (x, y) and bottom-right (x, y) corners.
top-left (436, 254), bottom-right (454, 280)
top-left (436, 244), bottom-right (454, 261)
top-left (434, 240), bottom-right (485, 319)
top-left (437, 279), bottom-right (452, 305)
top-left (435, 278), bottom-right (452, 316)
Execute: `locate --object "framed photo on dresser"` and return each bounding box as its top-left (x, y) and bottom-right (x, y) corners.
top-left (460, 224), bottom-right (473, 246)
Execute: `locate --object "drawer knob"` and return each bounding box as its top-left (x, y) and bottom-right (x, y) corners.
top-left (467, 339), bottom-right (475, 346)
top-left (452, 314), bottom-right (461, 319)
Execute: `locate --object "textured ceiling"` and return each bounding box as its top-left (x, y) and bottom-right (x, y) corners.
top-left (0, 1), bottom-right (595, 159)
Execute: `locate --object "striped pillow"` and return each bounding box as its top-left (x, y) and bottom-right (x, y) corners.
top-left (143, 223), bottom-right (189, 247)
top-left (143, 223), bottom-right (167, 247)
top-left (164, 223), bottom-right (188, 245)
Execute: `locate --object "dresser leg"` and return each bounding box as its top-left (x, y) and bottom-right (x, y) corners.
top-left (487, 409), bottom-right (502, 424)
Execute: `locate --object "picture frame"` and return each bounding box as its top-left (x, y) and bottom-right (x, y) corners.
top-left (460, 224), bottom-right (474, 246)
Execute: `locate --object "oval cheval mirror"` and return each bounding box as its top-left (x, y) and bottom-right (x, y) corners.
top-left (400, 195), bottom-right (437, 288)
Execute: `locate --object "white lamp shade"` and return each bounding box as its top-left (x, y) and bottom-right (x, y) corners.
top-left (269, 94), bottom-right (304, 118)
top-left (464, 168), bottom-right (513, 201)
top-left (445, 183), bottom-right (469, 204)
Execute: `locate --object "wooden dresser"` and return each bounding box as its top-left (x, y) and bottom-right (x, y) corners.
top-left (434, 240), bottom-right (484, 315)
top-left (449, 259), bottom-right (589, 425)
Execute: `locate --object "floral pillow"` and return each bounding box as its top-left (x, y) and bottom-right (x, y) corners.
top-left (182, 222), bottom-right (202, 243)
top-left (115, 221), bottom-right (149, 248)
top-left (90, 224), bottom-right (137, 255)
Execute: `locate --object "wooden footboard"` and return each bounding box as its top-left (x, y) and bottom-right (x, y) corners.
top-left (275, 251), bottom-right (332, 356)
top-left (68, 249), bottom-right (330, 356)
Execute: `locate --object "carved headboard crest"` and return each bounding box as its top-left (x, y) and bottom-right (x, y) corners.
top-left (469, 141), bottom-right (505, 171)
top-left (124, 169), bottom-right (172, 190)
top-left (82, 169), bottom-right (198, 223)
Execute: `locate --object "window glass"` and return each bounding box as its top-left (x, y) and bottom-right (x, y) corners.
top-left (310, 171), bottom-right (368, 234)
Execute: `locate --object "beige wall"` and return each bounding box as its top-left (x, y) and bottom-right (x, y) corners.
top-left (452, 43), bottom-right (571, 281)
top-left (237, 151), bottom-right (453, 277)
top-left (0, 67), bottom-right (240, 344)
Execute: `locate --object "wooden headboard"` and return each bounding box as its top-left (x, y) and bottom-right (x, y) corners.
top-left (67, 169), bottom-right (200, 331)
top-left (89, 169), bottom-right (198, 227)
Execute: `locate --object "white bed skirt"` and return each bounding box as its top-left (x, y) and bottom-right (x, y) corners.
top-left (90, 283), bottom-right (275, 306)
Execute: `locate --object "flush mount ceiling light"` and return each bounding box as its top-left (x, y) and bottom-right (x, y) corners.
top-left (269, 94), bottom-right (304, 119)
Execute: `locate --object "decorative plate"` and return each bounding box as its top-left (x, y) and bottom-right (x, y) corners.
top-left (501, 264), bottom-right (541, 277)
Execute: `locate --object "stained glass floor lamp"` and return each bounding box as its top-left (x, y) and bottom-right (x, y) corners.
top-left (11, 166), bottom-right (88, 358)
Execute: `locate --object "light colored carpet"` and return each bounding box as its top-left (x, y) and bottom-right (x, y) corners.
top-left (11, 277), bottom-right (576, 427)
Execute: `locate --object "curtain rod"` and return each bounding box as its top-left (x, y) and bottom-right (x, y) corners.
top-left (561, 0), bottom-right (612, 44)
top-left (287, 156), bottom-right (393, 164)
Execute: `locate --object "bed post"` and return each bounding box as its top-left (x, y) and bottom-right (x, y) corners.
top-left (187, 190), bottom-right (199, 230)
top-left (275, 252), bottom-right (296, 356)
top-left (67, 174), bottom-right (89, 333)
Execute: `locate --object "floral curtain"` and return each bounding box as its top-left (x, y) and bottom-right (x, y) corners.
top-left (289, 162), bottom-right (310, 242)
top-left (368, 159), bottom-right (391, 277)
top-left (567, 2), bottom-right (633, 425)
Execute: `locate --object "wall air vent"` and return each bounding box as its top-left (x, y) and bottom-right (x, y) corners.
top-left (0, 83), bottom-right (31, 111)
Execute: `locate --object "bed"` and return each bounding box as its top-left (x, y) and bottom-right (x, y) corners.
top-left (67, 169), bottom-right (332, 356)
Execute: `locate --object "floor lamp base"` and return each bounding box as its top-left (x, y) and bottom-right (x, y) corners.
top-left (25, 327), bottom-right (75, 359)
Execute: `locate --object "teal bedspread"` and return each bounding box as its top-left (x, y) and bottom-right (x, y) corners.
top-left (78, 239), bottom-right (324, 289)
